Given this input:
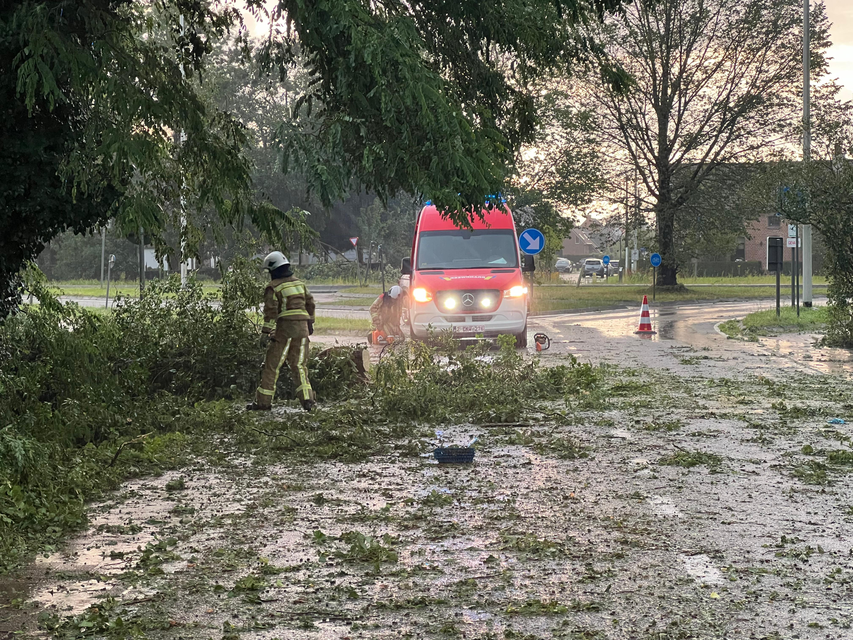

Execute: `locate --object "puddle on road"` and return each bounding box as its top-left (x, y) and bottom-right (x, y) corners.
top-left (649, 495), bottom-right (682, 518)
top-left (761, 333), bottom-right (853, 376)
top-left (681, 554), bottom-right (724, 585)
top-left (4, 466), bottom-right (256, 623)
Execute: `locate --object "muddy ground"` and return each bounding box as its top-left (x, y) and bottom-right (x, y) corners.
top-left (2, 323), bottom-right (852, 640)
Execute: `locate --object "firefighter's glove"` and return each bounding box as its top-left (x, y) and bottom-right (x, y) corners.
top-left (307, 320), bottom-right (314, 336)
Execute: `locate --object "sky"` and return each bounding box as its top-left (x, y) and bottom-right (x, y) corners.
top-left (825, 0), bottom-right (853, 102)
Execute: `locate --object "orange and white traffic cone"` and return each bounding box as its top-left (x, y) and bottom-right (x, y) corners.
top-left (634, 295), bottom-right (656, 334)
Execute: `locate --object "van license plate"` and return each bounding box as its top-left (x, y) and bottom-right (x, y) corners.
top-left (454, 325), bottom-right (484, 334)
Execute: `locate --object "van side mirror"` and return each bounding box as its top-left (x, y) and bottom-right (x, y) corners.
top-left (521, 255), bottom-right (535, 273)
top-left (401, 257), bottom-right (412, 275)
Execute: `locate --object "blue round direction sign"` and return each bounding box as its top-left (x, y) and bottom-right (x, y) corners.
top-left (602, 255), bottom-right (610, 265)
top-left (650, 252), bottom-right (662, 268)
top-left (519, 228), bottom-right (545, 255)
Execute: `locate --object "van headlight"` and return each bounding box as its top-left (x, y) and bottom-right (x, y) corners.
top-left (443, 297), bottom-right (457, 310)
top-left (504, 285), bottom-right (528, 298)
top-left (412, 287), bottom-right (432, 303)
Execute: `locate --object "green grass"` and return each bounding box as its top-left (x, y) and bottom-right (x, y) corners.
top-left (317, 297), bottom-right (373, 307)
top-left (531, 284), bottom-right (809, 312)
top-left (718, 306), bottom-right (829, 339)
top-left (615, 274), bottom-right (827, 286)
top-left (313, 316), bottom-right (372, 334)
top-left (337, 286), bottom-right (383, 295)
top-left (49, 281), bottom-right (220, 298)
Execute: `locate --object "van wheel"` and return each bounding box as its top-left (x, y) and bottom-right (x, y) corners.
top-left (515, 327), bottom-right (528, 348)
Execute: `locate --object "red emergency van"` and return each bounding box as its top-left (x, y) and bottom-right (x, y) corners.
top-left (401, 204), bottom-right (532, 347)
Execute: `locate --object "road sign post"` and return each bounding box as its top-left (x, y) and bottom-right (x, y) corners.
top-left (520, 229), bottom-right (545, 255)
top-left (520, 228), bottom-right (545, 297)
top-left (602, 255), bottom-right (610, 282)
top-left (105, 254), bottom-right (116, 309)
top-left (350, 236), bottom-right (360, 284)
top-left (767, 237), bottom-right (784, 318)
top-left (795, 225), bottom-right (800, 317)
top-left (649, 253), bottom-right (662, 301)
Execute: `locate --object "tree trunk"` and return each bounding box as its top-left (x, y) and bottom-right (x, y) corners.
top-left (655, 203), bottom-right (679, 286)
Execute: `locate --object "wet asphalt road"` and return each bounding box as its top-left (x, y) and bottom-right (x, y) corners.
top-left (529, 298), bottom-right (853, 379)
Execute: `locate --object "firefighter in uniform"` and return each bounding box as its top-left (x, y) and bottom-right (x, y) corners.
top-left (247, 251), bottom-right (316, 412)
top-left (369, 285), bottom-right (404, 338)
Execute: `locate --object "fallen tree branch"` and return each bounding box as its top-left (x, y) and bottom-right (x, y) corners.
top-left (108, 432), bottom-right (154, 468)
top-left (475, 423), bottom-right (533, 429)
top-left (250, 426), bottom-right (300, 445)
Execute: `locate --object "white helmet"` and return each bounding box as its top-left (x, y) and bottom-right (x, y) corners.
top-left (389, 285), bottom-right (402, 299)
top-left (263, 251), bottom-right (289, 272)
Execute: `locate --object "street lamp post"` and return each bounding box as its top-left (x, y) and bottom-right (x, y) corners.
top-left (802, 0), bottom-right (813, 307)
top-left (100, 226), bottom-right (106, 286)
top-left (105, 254), bottom-right (116, 308)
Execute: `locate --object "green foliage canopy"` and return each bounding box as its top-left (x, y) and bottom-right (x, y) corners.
top-left (0, 0), bottom-right (268, 314)
top-left (252, 0), bottom-right (627, 223)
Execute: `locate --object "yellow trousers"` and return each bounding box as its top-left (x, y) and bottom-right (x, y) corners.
top-left (255, 322), bottom-right (315, 407)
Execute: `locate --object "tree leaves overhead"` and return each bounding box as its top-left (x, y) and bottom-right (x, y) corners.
top-left (1, 0), bottom-right (268, 313)
top-left (2, 0), bottom-right (627, 313)
top-left (251, 0), bottom-right (627, 223)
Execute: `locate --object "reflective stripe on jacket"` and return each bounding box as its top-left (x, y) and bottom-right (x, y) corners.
top-left (369, 293), bottom-right (402, 327)
top-left (261, 276), bottom-right (315, 333)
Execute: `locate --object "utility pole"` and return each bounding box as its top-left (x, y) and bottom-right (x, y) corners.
top-left (138, 227), bottom-right (146, 295)
top-left (802, 0), bottom-right (813, 307)
top-left (633, 168), bottom-right (639, 273)
top-left (179, 14), bottom-right (189, 288)
top-left (100, 226), bottom-right (106, 286)
top-left (624, 177), bottom-right (629, 275)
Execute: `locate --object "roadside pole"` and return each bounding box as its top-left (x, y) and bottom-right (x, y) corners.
top-left (788, 223), bottom-right (796, 308)
top-left (105, 254), bottom-right (115, 308)
top-left (100, 226), bottom-right (106, 286)
top-left (179, 14), bottom-right (189, 289)
top-left (802, 0), bottom-right (813, 307)
top-left (379, 244), bottom-right (385, 293)
top-left (768, 237), bottom-right (783, 318)
top-left (138, 228), bottom-right (145, 295)
top-left (790, 246), bottom-right (795, 306)
top-left (350, 237), bottom-right (359, 284)
top-left (519, 228), bottom-right (545, 315)
top-left (776, 267), bottom-right (781, 318)
top-left (650, 253), bottom-right (661, 301)
top-left (795, 225), bottom-right (800, 317)
top-left (528, 260), bottom-right (534, 314)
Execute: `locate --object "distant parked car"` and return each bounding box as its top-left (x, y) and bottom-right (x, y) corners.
top-left (581, 258), bottom-right (605, 278)
top-left (555, 258), bottom-right (573, 273)
top-left (606, 260), bottom-right (621, 276)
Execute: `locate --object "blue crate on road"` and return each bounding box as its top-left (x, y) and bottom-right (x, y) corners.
top-left (433, 447), bottom-right (476, 464)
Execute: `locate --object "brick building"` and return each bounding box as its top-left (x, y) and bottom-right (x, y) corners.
top-left (737, 214), bottom-right (787, 265)
top-left (560, 227), bottom-right (598, 260)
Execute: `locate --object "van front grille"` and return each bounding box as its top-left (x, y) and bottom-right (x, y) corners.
top-left (434, 289), bottom-right (501, 314)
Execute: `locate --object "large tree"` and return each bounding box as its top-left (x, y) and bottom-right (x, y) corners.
top-left (1, 0), bottom-right (260, 313)
top-left (587, 0), bottom-right (832, 286)
top-left (3, 0), bottom-right (626, 313)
